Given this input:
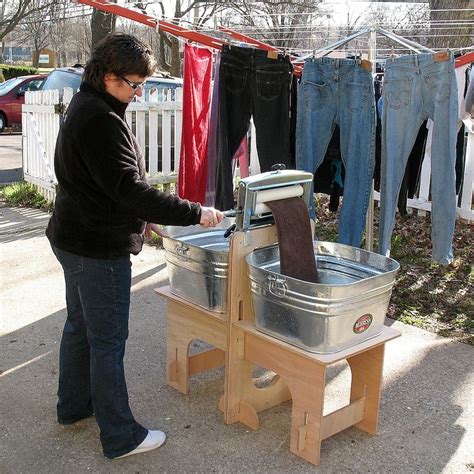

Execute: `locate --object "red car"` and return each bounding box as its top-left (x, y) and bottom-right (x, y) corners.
top-left (0, 74), bottom-right (46, 132)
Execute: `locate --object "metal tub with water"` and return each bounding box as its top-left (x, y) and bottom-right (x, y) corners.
top-left (246, 241), bottom-right (400, 354)
top-left (162, 222), bottom-right (232, 313)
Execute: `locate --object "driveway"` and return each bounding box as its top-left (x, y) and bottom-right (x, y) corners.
top-left (0, 133), bottom-right (22, 184)
top-left (1, 204), bottom-right (473, 472)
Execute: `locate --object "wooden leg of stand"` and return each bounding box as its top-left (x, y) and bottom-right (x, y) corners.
top-left (288, 364), bottom-right (326, 466)
top-left (347, 343), bottom-right (385, 435)
top-left (241, 329), bottom-right (326, 465)
top-left (166, 306), bottom-right (192, 394)
top-left (167, 333), bottom-right (191, 394)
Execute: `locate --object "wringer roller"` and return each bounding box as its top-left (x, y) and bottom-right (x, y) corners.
top-left (222, 167), bottom-right (314, 232)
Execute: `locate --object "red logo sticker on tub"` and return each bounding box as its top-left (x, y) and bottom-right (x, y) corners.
top-left (353, 314), bottom-right (373, 334)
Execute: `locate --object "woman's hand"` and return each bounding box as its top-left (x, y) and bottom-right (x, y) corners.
top-left (200, 207), bottom-right (225, 228)
top-left (144, 223), bottom-right (168, 241)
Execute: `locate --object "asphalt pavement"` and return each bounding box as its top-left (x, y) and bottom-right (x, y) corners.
top-left (0, 136), bottom-right (473, 472)
top-left (0, 133), bottom-right (23, 184)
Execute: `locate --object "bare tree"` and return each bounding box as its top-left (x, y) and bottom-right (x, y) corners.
top-left (0, 0), bottom-right (54, 41)
top-left (49, 1), bottom-right (74, 67)
top-left (91, 0), bottom-right (117, 49)
top-left (63, 7), bottom-right (91, 66)
top-left (138, 1), bottom-right (227, 76)
top-left (1, 0), bottom-right (55, 62)
top-left (224, 0), bottom-right (324, 51)
top-left (15, 0), bottom-right (52, 67)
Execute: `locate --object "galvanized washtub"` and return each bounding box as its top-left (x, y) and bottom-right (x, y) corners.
top-left (162, 221), bottom-right (233, 313)
top-left (246, 241), bottom-right (400, 354)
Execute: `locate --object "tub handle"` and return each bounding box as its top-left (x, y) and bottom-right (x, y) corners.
top-left (176, 244), bottom-right (190, 260)
top-left (267, 275), bottom-right (288, 297)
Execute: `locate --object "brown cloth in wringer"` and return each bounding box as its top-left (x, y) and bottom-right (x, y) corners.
top-left (266, 197), bottom-right (319, 283)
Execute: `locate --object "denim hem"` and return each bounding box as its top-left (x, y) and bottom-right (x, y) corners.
top-left (103, 428), bottom-right (148, 459)
top-left (57, 412), bottom-right (94, 425)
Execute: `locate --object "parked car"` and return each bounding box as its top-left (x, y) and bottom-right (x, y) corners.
top-left (40, 66), bottom-right (182, 101)
top-left (0, 74), bottom-right (46, 132)
top-left (140, 73), bottom-right (183, 101)
top-left (40, 65), bottom-right (84, 98)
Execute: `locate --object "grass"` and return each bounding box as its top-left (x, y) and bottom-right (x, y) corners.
top-left (315, 196), bottom-right (473, 345)
top-left (0, 182), bottom-right (53, 211)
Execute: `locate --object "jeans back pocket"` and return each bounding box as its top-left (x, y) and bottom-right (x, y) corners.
top-left (425, 71), bottom-right (451, 103)
top-left (256, 70), bottom-right (286, 101)
top-left (384, 77), bottom-right (413, 110)
top-left (343, 82), bottom-right (370, 111)
top-left (222, 63), bottom-right (248, 94)
top-left (302, 79), bottom-right (330, 111)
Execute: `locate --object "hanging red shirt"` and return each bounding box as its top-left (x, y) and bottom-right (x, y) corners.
top-left (178, 44), bottom-right (213, 204)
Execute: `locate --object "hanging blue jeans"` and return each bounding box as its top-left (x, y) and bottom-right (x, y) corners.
top-left (379, 53), bottom-right (458, 264)
top-left (51, 245), bottom-right (148, 458)
top-left (297, 58), bottom-right (375, 247)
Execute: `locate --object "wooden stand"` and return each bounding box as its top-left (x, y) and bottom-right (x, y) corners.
top-left (155, 225), bottom-right (401, 466)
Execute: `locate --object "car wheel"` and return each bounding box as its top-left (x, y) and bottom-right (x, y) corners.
top-left (0, 112), bottom-right (6, 133)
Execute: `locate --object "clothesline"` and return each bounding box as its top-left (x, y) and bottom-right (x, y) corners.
top-left (234, 35), bottom-right (474, 43)
top-left (267, 34), bottom-right (474, 38)
top-left (216, 46), bottom-right (472, 54)
top-left (201, 25), bottom-right (474, 34)
top-left (203, 29), bottom-right (473, 38)
top-left (158, 9), bottom-right (474, 21)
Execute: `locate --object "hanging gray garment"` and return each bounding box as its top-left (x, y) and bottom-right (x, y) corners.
top-left (465, 67), bottom-right (474, 116)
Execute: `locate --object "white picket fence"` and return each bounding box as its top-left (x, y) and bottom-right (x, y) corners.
top-left (373, 117), bottom-right (474, 221)
top-left (22, 86), bottom-right (183, 202)
top-left (22, 88), bottom-right (473, 221)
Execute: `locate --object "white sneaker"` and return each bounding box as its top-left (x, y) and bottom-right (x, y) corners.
top-left (115, 430), bottom-right (166, 459)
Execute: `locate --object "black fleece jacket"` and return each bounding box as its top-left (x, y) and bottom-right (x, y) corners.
top-left (46, 81), bottom-right (201, 258)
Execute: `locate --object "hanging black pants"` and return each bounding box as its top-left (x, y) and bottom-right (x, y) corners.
top-left (215, 45), bottom-right (293, 210)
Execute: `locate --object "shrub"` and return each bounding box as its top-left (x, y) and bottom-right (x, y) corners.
top-left (0, 64), bottom-right (38, 80)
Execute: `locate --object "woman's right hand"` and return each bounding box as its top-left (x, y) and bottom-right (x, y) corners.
top-left (200, 207), bottom-right (225, 228)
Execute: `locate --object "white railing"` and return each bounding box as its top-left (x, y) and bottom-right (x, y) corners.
top-left (22, 87), bottom-right (183, 201)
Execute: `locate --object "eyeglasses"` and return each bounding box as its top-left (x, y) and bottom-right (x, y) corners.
top-left (120, 76), bottom-right (145, 90)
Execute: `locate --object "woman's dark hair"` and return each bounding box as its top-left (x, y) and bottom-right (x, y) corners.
top-left (83, 33), bottom-right (156, 91)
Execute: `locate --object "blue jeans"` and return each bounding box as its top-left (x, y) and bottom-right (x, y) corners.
top-left (379, 53), bottom-right (458, 264)
top-left (51, 245), bottom-right (148, 458)
top-left (297, 58), bottom-right (375, 247)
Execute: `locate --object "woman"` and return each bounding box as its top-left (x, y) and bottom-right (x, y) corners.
top-left (46, 33), bottom-right (223, 459)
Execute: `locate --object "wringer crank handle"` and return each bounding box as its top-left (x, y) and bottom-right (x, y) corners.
top-left (223, 209), bottom-right (238, 238)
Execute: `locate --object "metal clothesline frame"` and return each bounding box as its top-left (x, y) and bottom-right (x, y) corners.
top-left (76, 0), bottom-right (472, 250)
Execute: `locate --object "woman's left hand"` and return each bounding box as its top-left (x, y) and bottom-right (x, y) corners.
top-left (144, 223), bottom-right (168, 241)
